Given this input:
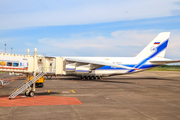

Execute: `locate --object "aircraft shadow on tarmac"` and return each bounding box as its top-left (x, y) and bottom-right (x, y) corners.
top-left (45, 77), bottom-right (175, 84)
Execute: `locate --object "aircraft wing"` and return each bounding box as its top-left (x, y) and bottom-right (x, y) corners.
top-left (66, 58), bottom-right (135, 70)
top-left (149, 60), bottom-right (180, 64)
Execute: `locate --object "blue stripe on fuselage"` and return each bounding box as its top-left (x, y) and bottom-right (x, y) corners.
top-left (96, 64), bottom-right (159, 70)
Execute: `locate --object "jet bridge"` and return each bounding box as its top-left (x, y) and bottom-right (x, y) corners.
top-left (0, 49), bottom-right (66, 75)
top-left (0, 48), bottom-right (66, 99)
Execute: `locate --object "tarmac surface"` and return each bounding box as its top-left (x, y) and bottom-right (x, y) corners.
top-left (0, 71), bottom-right (180, 120)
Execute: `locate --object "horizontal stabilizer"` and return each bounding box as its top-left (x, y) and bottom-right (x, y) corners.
top-left (150, 60), bottom-right (180, 64)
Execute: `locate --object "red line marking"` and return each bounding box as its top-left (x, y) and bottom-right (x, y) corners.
top-left (2, 79), bottom-right (12, 81)
top-left (0, 67), bottom-right (28, 70)
top-left (0, 96), bottom-right (82, 107)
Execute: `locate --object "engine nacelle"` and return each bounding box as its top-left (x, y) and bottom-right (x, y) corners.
top-left (76, 65), bottom-right (90, 74)
top-left (66, 63), bottom-right (76, 72)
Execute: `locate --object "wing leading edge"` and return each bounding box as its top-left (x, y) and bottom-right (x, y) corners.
top-left (66, 58), bottom-right (135, 70)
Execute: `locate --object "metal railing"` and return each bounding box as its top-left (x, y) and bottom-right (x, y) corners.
top-left (9, 67), bottom-right (46, 99)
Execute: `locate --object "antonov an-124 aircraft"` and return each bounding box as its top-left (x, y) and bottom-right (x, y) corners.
top-left (3, 32), bottom-right (180, 98)
top-left (64, 32), bottom-right (180, 79)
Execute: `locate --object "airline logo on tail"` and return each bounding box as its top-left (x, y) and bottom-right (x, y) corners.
top-left (150, 46), bottom-right (157, 52)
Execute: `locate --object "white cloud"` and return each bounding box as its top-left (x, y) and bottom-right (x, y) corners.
top-left (38, 29), bottom-right (180, 58)
top-left (0, 0), bottom-right (180, 29)
top-left (38, 30), bottom-right (159, 48)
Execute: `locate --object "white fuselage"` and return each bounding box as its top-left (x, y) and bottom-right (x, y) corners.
top-left (64, 57), bottom-right (167, 77)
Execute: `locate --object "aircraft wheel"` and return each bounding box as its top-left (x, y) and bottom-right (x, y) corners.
top-left (29, 91), bottom-right (35, 97)
top-left (95, 76), bottom-right (99, 80)
top-left (87, 76), bottom-right (90, 80)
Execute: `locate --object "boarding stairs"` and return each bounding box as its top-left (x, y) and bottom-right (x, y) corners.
top-left (9, 67), bottom-right (46, 99)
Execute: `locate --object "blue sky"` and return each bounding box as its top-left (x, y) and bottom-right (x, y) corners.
top-left (0, 0), bottom-right (180, 60)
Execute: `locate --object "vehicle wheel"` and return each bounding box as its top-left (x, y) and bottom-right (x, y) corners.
top-left (25, 91), bottom-right (29, 96)
top-left (95, 76), bottom-right (99, 80)
top-left (29, 91), bottom-right (35, 97)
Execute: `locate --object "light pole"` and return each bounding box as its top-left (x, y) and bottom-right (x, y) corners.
top-left (4, 44), bottom-right (6, 53)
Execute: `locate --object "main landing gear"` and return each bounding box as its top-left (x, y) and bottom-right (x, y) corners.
top-left (81, 76), bottom-right (102, 80)
top-left (46, 75), bottom-right (52, 79)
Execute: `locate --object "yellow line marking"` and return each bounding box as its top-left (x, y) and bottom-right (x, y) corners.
top-left (69, 90), bottom-right (75, 93)
top-left (9, 80), bottom-right (14, 83)
top-left (71, 90), bottom-right (75, 93)
top-left (74, 82), bottom-right (77, 83)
